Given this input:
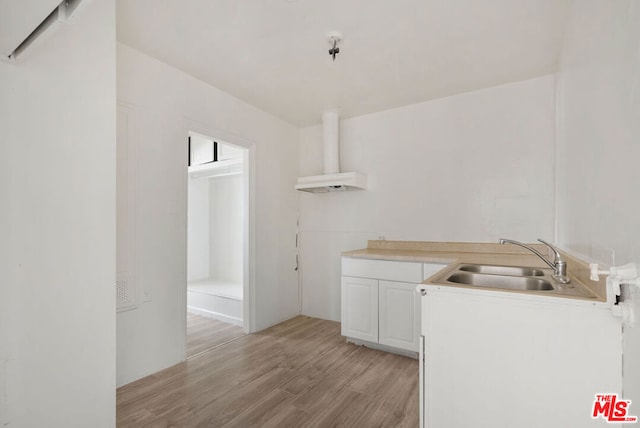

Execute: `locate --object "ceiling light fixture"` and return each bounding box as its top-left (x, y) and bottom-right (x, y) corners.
top-left (326, 31), bottom-right (342, 61)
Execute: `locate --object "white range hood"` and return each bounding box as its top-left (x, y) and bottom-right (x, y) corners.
top-left (295, 171), bottom-right (367, 193)
top-left (295, 111), bottom-right (367, 193)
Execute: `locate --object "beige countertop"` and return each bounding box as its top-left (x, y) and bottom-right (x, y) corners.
top-left (342, 240), bottom-right (607, 302)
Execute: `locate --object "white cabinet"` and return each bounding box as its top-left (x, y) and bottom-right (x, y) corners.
top-left (379, 280), bottom-right (421, 350)
top-left (341, 276), bottom-right (378, 342)
top-left (342, 258), bottom-right (423, 282)
top-left (419, 288), bottom-right (622, 428)
top-left (341, 257), bottom-right (445, 354)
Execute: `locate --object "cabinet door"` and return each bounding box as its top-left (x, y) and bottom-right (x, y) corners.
top-left (341, 276), bottom-right (378, 342)
top-left (378, 280), bottom-right (421, 351)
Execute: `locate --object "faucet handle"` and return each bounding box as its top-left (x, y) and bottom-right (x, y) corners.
top-left (537, 239), bottom-right (561, 263)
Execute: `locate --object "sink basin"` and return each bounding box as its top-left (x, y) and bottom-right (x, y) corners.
top-left (458, 264), bottom-right (544, 277)
top-left (446, 272), bottom-right (554, 291)
top-left (426, 262), bottom-right (593, 298)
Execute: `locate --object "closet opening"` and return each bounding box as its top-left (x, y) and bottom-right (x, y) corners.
top-left (186, 131), bottom-right (249, 355)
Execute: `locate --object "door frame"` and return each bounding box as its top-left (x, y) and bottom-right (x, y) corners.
top-left (183, 118), bottom-right (256, 344)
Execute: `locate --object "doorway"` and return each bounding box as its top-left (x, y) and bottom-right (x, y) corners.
top-left (186, 131), bottom-right (249, 355)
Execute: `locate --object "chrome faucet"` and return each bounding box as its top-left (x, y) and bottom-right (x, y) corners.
top-left (499, 238), bottom-right (571, 285)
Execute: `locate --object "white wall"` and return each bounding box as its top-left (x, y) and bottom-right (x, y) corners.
top-left (187, 176), bottom-right (210, 281)
top-left (556, 0), bottom-right (640, 266)
top-left (0, 1), bottom-right (116, 426)
top-left (555, 0), bottom-right (640, 406)
top-left (210, 174), bottom-right (243, 283)
top-left (299, 76), bottom-right (556, 321)
top-left (187, 172), bottom-right (243, 284)
top-left (116, 44), bottom-right (300, 386)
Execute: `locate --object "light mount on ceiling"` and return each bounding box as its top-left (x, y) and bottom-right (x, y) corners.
top-left (326, 31), bottom-right (342, 61)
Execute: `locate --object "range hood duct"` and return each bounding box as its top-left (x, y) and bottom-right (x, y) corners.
top-left (295, 111), bottom-right (367, 193)
top-left (322, 110), bottom-right (340, 175)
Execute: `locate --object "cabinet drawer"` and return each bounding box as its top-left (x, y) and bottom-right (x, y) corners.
top-left (342, 258), bottom-right (422, 283)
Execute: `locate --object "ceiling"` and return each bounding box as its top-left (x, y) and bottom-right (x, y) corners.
top-left (116, 0), bottom-right (571, 127)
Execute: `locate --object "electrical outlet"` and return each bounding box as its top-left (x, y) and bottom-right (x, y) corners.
top-left (142, 290), bottom-right (152, 303)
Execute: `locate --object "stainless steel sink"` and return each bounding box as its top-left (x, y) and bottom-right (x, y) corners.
top-left (446, 272), bottom-right (554, 291)
top-left (458, 264), bottom-right (544, 277)
top-left (426, 262), bottom-right (594, 298)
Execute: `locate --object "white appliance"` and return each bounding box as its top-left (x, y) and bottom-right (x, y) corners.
top-left (295, 111), bottom-right (367, 193)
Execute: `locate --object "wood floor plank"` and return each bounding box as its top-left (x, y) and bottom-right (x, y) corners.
top-left (304, 387), bottom-right (370, 428)
top-left (258, 405), bottom-right (310, 428)
top-left (186, 313), bottom-right (244, 357)
top-left (220, 389), bottom-right (297, 427)
top-left (190, 367), bottom-right (299, 426)
top-left (117, 315), bottom-right (419, 427)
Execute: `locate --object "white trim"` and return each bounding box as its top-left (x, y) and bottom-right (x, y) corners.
top-left (116, 102), bottom-right (139, 312)
top-left (188, 158), bottom-right (242, 179)
top-left (245, 143), bottom-right (257, 334)
top-left (187, 306), bottom-right (243, 327)
top-left (345, 338), bottom-right (418, 359)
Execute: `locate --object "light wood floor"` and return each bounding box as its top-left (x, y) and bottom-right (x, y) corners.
top-left (187, 313), bottom-right (245, 358)
top-left (117, 316), bottom-right (419, 427)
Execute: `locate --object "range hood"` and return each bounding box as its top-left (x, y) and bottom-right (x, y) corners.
top-left (295, 111), bottom-right (367, 193)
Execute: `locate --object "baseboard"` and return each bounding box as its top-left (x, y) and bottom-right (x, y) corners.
top-left (345, 337), bottom-right (418, 359)
top-left (187, 306), bottom-right (243, 327)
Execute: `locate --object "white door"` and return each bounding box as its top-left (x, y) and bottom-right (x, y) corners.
top-left (379, 280), bottom-right (420, 351)
top-left (341, 276), bottom-right (378, 342)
